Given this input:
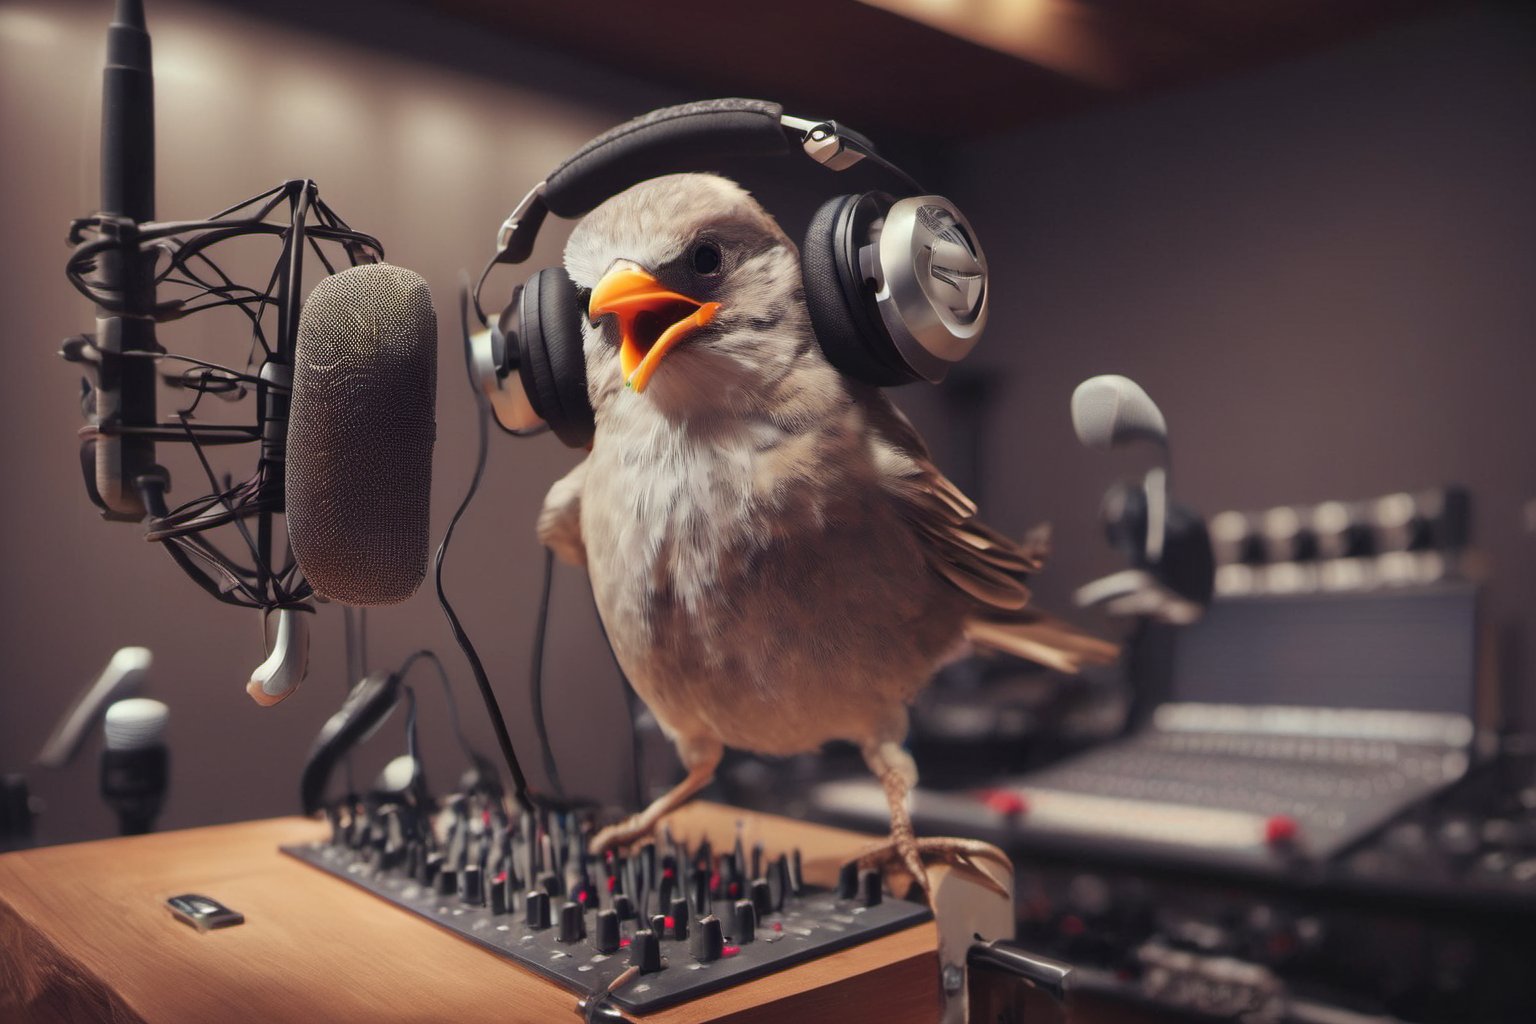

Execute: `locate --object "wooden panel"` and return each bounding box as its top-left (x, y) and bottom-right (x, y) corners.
top-left (0, 804), bottom-right (939, 1024)
top-left (419, 0), bottom-right (1456, 137)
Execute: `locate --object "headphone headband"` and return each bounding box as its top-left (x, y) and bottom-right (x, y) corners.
top-left (489, 98), bottom-right (922, 270)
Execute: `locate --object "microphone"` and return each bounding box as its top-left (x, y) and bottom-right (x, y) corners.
top-left (1071, 374), bottom-right (1168, 451)
top-left (101, 697), bottom-right (169, 835)
top-left (287, 263), bottom-right (438, 607)
top-left (36, 646), bottom-right (152, 768)
top-left (88, 0), bottom-right (162, 519)
top-left (1071, 374), bottom-right (1212, 621)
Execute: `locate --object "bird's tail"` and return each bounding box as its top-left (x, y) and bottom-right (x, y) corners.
top-left (964, 607), bottom-right (1120, 675)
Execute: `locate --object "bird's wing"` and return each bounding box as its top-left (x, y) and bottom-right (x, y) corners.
top-left (859, 388), bottom-right (1120, 673)
top-left (537, 457), bottom-right (589, 568)
top-left (858, 387), bottom-right (1045, 612)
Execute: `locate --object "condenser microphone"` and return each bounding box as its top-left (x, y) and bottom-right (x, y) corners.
top-left (101, 697), bottom-right (168, 835)
top-left (287, 263), bottom-right (438, 606)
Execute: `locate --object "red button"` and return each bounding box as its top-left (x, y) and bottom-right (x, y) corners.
top-left (1265, 815), bottom-right (1299, 845)
top-left (981, 789), bottom-right (1029, 817)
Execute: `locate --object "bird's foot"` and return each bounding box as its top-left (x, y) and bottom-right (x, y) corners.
top-left (852, 836), bottom-right (1013, 902)
top-left (587, 814), bottom-right (660, 856)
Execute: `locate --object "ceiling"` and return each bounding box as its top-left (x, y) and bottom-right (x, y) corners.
top-left (423, 0), bottom-right (1459, 138)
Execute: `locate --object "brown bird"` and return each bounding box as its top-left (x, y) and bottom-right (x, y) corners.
top-left (539, 173), bottom-right (1115, 890)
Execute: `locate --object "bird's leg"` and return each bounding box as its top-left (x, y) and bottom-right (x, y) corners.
top-left (858, 739), bottom-right (1014, 901)
top-left (860, 739), bottom-right (932, 898)
top-left (588, 736), bottom-right (723, 855)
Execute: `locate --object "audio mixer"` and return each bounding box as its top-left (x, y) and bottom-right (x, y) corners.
top-left (282, 796), bottom-right (930, 1013)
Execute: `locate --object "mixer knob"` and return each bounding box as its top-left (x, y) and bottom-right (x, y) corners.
top-left (611, 894), bottom-right (636, 921)
top-left (669, 896), bottom-right (691, 941)
top-left (593, 908), bottom-right (621, 954)
top-left (460, 865), bottom-right (484, 906)
top-left (558, 901), bottom-right (586, 943)
top-left (630, 929), bottom-right (663, 973)
top-left (650, 913), bottom-right (668, 940)
top-left (691, 914), bottom-right (725, 962)
top-left (858, 869), bottom-right (883, 907)
top-left (525, 890), bottom-right (551, 930)
top-left (435, 868), bottom-right (457, 897)
top-left (750, 879), bottom-right (773, 919)
top-left (837, 861), bottom-right (859, 899)
top-left (489, 879), bottom-right (509, 915)
top-left (732, 899), bottom-right (756, 944)
top-left (537, 871), bottom-right (563, 898)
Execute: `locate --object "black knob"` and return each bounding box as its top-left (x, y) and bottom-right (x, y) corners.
top-left (460, 865), bottom-right (485, 906)
top-left (420, 851), bottom-right (442, 887)
top-left (558, 901), bottom-right (586, 943)
top-left (526, 890), bottom-right (551, 929)
top-left (691, 914), bottom-right (725, 962)
top-left (768, 854), bottom-right (788, 911)
top-left (733, 898), bottom-right (756, 944)
top-left (837, 861), bottom-right (859, 899)
top-left (538, 871), bottom-right (563, 898)
top-left (658, 874), bottom-right (676, 918)
top-left (751, 843), bottom-right (764, 882)
top-left (650, 914), bottom-right (667, 940)
top-left (612, 894), bottom-right (636, 921)
top-left (630, 929), bottom-right (663, 973)
top-left (669, 897), bottom-right (691, 941)
top-left (435, 868), bottom-right (457, 897)
top-left (594, 909), bottom-right (621, 954)
top-left (490, 879), bottom-right (509, 915)
top-left (750, 879), bottom-right (772, 919)
top-left (691, 870), bottom-right (711, 917)
top-left (859, 869), bottom-right (883, 907)
top-left (789, 849), bottom-right (804, 896)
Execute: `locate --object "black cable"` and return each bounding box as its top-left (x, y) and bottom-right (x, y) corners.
top-left (433, 371), bottom-right (537, 814)
top-left (397, 648), bottom-right (479, 766)
top-left (529, 547), bottom-right (567, 800)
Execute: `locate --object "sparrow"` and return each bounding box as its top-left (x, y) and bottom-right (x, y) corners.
top-left (539, 173), bottom-right (1116, 890)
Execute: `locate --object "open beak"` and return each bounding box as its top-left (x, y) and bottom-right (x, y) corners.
top-left (587, 267), bottom-right (721, 393)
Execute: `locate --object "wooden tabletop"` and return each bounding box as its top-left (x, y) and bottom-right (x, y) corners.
top-left (0, 802), bottom-right (939, 1024)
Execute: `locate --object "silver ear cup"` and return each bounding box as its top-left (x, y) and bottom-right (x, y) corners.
top-left (860, 196), bottom-right (988, 382)
top-left (467, 290), bottom-right (544, 433)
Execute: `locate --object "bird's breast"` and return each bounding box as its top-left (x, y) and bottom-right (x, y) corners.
top-left (578, 414), bottom-right (968, 753)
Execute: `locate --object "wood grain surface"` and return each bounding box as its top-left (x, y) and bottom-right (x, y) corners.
top-left (0, 803), bottom-right (939, 1023)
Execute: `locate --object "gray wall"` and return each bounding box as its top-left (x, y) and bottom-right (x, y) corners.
top-left (946, 2), bottom-right (1536, 727)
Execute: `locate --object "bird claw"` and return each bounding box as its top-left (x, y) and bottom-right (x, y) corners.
top-left (587, 815), bottom-right (655, 856)
top-left (853, 837), bottom-right (1014, 901)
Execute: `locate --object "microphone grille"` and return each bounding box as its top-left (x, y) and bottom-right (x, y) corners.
top-left (104, 698), bottom-right (168, 751)
top-left (1071, 374), bottom-right (1168, 449)
top-left (288, 264), bottom-right (438, 606)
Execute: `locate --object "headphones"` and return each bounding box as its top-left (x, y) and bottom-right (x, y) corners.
top-left (467, 98), bottom-right (990, 448)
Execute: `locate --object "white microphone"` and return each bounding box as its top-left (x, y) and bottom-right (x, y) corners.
top-left (36, 647), bottom-right (152, 769)
top-left (101, 698), bottom-right (170, 835)
top-left (1071, 374), bottom-right (1168, 450)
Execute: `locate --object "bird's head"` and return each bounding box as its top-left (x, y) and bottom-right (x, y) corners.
top-left (565, 173), bottom-right (834, 422)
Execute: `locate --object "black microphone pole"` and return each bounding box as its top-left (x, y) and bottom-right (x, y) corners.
top-left (94, 0), bottom-right (161, 519)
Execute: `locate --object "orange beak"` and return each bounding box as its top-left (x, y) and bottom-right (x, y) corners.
top-left (587, 267), bottom-right (720, 393)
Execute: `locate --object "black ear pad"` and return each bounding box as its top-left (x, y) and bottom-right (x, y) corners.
top-left (801, 192), bottom-right (918, 387)
top-left (515, 268), bottom-right (596, 448)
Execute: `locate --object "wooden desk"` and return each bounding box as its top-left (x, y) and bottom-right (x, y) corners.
top-left (0, 802), bottom-right (939, 1023)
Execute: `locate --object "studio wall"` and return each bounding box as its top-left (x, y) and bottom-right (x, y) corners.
top-left (949, 2), bottom-right (1536, 727)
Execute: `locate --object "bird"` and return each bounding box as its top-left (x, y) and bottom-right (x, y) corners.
top-left (539, 172), bottom-right (1116, 893)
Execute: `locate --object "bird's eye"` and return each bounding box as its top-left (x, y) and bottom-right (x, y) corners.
top-left (690, 241), bottom-right (722, 276)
